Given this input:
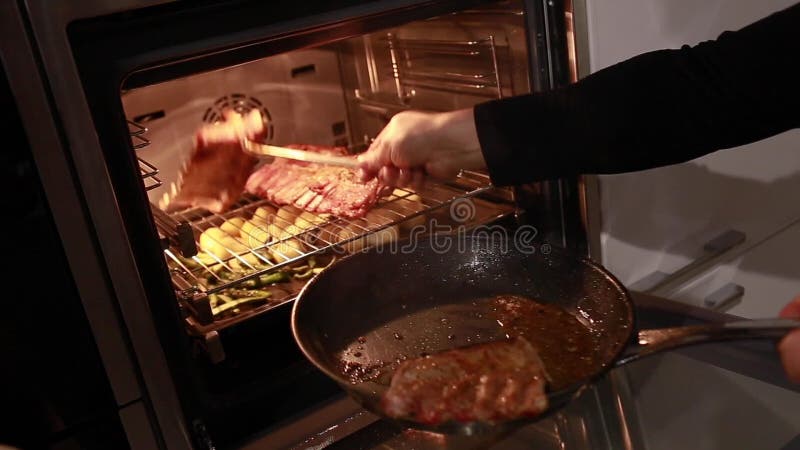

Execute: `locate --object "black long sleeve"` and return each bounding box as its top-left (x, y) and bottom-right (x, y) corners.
top-left (474, 3), bottom-right (800, 186)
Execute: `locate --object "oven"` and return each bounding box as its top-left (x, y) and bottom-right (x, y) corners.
top-left (6, 0), bottom-right (799, 449)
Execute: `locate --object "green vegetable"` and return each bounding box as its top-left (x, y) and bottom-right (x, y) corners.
top-left (217, 294), bottom-right (234, 303)
top-left (208, 294), bottom-right (220, 308)
top-left (225, 288), bottom-right (271, 298)
top-left (259, 271), bottom-right (290, 285)
top-left (293, 269), bottom-right (315, 280)
top-left (212, 294), bottom-right (271, 316)
top-left (291, 265), bottom-right (309, 273)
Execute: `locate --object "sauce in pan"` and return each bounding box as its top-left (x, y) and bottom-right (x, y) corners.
top-left (338, 294), bottom-right (608, 416)
top-left (488, 295), bottom-right (602, 390)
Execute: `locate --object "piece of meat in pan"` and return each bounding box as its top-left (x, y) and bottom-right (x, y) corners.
top-left (161, 109), bottom-right (261, 213)
top-left (382, 336), bottom-right (550, 425)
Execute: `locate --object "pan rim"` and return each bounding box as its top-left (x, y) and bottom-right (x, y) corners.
top-left (290, 236), bottom-right (636, 423)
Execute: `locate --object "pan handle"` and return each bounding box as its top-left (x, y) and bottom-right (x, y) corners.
top-left (614, 318), bottom-right (800, 367)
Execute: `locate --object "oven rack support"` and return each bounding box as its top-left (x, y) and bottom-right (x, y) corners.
top-left (129, 120), bottom-right (163, 191)
top-left (356, 34), bottom-right (507, 112)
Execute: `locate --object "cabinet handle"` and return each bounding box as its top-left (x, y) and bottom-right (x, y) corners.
top-left (704, 283), bottom-right (745, 312)
top-left (630, 229), bottom-right (745, 293)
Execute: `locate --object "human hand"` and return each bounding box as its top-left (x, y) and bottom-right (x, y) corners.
top-left (357, 108), bottom-right (487, 187)
top-left (779, 296), bottom-right (800, 383)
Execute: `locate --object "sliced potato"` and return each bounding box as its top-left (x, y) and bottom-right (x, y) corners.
top-left (391, 187), bottom-right (422, 204)
top-left (221, 236), bottom-right (248, 254)
top-left (220, 217), bottom-right (246, 236)
top-left (384, 188), bottom-right (425, 231)
top-left (276, 205), bottom-right (301, 223)
top-left (267, 216), bottom-right (295, 239)
top-left (294, 210), bottom-right (328, 231)
top-left (337, 220), bottom-right (369, 253)
top-left (240, 220), bottom-right (270, 247)
top-left (279, 224), bottom-right (305, 239)
top-left (253, 205), bottom-right (277, 223)
top-left (270, 239), bottom-right (305, 262)
top-left (199, 227), bottom-right (230, 258)
top-left (193, 252), bottom-right (219, 266)
top-left (229, 252), bottom-right (265, 270)
top-left (200, 226), bottom-right (250, 258)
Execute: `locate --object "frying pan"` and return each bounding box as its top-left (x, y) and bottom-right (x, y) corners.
top-left (291, 236), bottom-right (799, 435)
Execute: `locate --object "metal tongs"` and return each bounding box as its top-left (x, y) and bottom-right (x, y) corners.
top-left (240, 139), bottom-right (359, 169)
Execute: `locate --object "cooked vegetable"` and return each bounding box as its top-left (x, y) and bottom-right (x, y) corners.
top-left (199, 226), bottom-right (248, 258)
top-left (295, 211), bottom-right (328, 231)
top-left (267, 217), bottom-right (296, 240)
top-left (220, 217), bottom-right (246, 235)
top-left (336, 220), bottom-right (398, 252)
top-left (259, 271), bottom-right (290, 285)
top-left (384, 188), bottom-right (426, 230)
top-left (241, 220), bottom-right (270, 247)
top-left (225, 288), bottom-right (271, 298)
top-left (212, 294), bottom-right (271, 316)
top-left (270, 239), bottom-right (305, 262)
top-left (337, 220), bottom-right (369, 253)
top-left (276, 205), bottom-right (301, 223)
top-left (253, 205), bottom-right (277, 223)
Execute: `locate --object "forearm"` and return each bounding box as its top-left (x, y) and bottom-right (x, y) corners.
top-left (475, 3), bottom-right (800, 186)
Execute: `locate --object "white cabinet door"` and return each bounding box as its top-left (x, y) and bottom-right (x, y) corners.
top-left (584, 0), bottom-right (800, 287)
top-left (660, 220), bottom-right (800, 318)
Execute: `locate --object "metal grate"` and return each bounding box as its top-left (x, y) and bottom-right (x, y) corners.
top-left (386, 35), bottom-right (505, 99)
top-left (129, 120), bottom-right (162, 191)
top-left (128, 120), bottom-right (151, 149)
top-left (354, 34), bottom-right (507, 114)
top-left (138, 157), bottom-right (162, 191)
top-left (157, 172), bottom-right (512, 328)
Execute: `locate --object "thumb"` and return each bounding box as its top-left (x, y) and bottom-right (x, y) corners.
top-left (357, 138), bottom-right (391, 179)
top-left (780, 296), bottom-right (800, 318)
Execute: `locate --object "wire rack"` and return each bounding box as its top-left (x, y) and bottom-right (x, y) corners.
top-left (354, 34), bottom-right (508, 115)
top-left (129, 120), bottom-right (162, 191)
top-left (385, 34), bottom-right (505, 99)
top-left (158, 172), bottom-right (512, 328)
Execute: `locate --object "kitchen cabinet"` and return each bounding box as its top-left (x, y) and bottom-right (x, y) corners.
top-left (583, 0), bottom-right (800, 289)
top-left (625, 353), bottom-right (800, 450)
top-left (658, 219), bottom-right (800, 318)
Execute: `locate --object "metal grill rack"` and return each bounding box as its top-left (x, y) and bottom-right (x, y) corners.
top-left (385, 35), bottom-right (505, 99)
top-left (129, 120), bottom-right (162, 191)
top-left (354, 34), bottom-right (507, 115)
top-left (138, 158), bottom-right (162, 191)
top-left (158, 173), bottom-right (513, 329)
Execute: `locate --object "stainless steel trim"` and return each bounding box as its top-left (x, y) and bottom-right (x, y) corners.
top-left (385, 33), bottom-right (407, 101)
top-left (629, 229), bottom-right (746, 293)
top-left (0, 0), bottom-right (143, 408)
top-left (119, 401), bottom-right (163, 450)
top-left (569, 0), bottom-right (592, 79)
top-left (704, 282), bottom-right (745, 311)
top-left (239, 396), bottom-right (377, 450)
top-left (489, 35), bottom-right (504, 98)
top-left (23, 0), bottom-right (196, 447)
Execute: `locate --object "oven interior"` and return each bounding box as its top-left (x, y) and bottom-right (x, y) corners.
top-left (108, 0), bottom-right (547, 445)
top-left (122, 1), bottom-right (529, 357)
